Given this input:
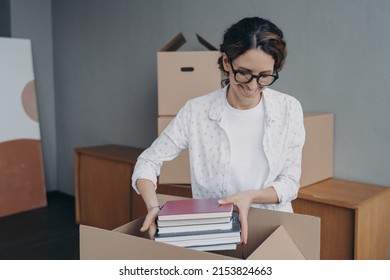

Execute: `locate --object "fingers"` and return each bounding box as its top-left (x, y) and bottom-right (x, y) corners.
top-left (218, 197), bottom-right (239, 213)
top-left (218, 195), bottom-right (235, 205)
top-left (238, 210), bottom-right (248, 245)
top-left (140, 214), bottom-right (153, 232)
top-left (141, 214), bottom-right (158, 240)
top-left (219, 193), bottom-right (250, 244)
top-left (148, 222), bottom-right (157, 240)
top-left (140, 209), bottom-right (159, 238)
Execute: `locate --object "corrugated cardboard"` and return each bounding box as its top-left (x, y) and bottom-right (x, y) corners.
top-left (80, 194), bottom-right (320, 260)
top-left (157, 33), bottom-right (221, 116)
top-left (300, 113), bottom-right (334, 187)
top-left (157, 113), bottom-right (334, 187)
top-left (247, 225), bottom-right (305, 260)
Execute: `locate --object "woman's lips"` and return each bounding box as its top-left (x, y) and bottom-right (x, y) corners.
top-left (240, 84), bottom-right (259, 97)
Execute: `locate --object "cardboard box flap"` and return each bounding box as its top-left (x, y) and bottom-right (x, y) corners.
top-left (80, 222), bottom-right (235, 260)
top-left (160, 33), bottom-right (218, 52)
top-left (245, 208), bottom-right (320, 260)
top-left (247, 225), bottom-right (305, 260)
top-left (196, 33), bottom-right (218, 51)
top-left (160, 33), bottom-right (186, 52)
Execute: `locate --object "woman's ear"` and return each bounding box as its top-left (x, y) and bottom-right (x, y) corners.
top-left (222, 53), bottom-right (230, 72)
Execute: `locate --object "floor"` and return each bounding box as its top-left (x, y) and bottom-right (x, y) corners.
top-left (0, 191), bottom-right (79, 260)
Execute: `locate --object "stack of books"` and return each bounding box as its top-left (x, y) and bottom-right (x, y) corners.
top-left (154, 198), bottom-right (241, 251)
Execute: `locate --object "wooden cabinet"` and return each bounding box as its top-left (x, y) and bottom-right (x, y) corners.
top-left (74, 145), bottom-right (144, 230)
top-left (292, 178), bottom-right (390, 260)
top-left (74, 144), bottom-right (193, 230)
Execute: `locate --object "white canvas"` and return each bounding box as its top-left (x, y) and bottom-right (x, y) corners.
top-left (0, 37), bottom-right (40, 142)
top-left (0, 37), bottom-right (46, 217)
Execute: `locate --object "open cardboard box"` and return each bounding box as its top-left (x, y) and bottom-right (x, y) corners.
top-left (158, 33), bottom-right (221, 116)
top-left (80, 194), bottom-right (320, 260)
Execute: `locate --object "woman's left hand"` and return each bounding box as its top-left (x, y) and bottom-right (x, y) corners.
top-left (218, 190), bottom-right (254, 245)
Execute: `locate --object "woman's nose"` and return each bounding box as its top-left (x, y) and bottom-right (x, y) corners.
top-left (247, 78), bottom-right (259, 90)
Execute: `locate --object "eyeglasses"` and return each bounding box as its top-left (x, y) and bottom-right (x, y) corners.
top-left (229, 61), bottom-right (278, 87)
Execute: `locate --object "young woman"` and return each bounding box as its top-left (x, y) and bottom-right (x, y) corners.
top-left (132, 17), bottom-right (305, 245)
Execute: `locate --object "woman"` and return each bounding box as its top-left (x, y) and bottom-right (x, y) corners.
top-left (131, 17), bottom-right (305, 245)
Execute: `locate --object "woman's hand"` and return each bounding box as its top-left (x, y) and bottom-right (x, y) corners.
top-left (137, 179), bottom-right (161, 240)
top-left (140, 207), bottom-right (160, 240)
top-left (218, 190), bottom-right (255, 245)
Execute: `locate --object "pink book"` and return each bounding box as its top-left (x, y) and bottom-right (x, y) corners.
top-left (158, 198), bottom-right (233, 221)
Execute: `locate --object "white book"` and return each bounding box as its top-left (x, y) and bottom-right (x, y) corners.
top-left (188, 243), bottom-right (237, 251)
top-left (157, 219), bottom-right (233, 234)
top-left (157, 235), bottom-right (241, 248)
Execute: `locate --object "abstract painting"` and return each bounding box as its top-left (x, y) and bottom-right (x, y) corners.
top-left (0, 37), bottom-right (47, 217)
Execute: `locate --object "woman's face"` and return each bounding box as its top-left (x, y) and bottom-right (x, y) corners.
top-left (223, 48), bottom-right (275, 110)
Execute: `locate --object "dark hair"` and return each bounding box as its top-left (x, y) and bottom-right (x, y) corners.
top-left (218, 17), bottom-right (287, 86)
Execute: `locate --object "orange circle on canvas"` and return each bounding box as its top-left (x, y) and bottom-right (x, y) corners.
top-left (21, 80), bottom-right (39, 122)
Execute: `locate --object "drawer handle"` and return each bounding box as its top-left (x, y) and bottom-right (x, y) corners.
top-left (181, 67), bottom-right (194, 72)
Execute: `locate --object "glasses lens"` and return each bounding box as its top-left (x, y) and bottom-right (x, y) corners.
top-left (258, 75), bottom-right (275, 86)
top-left (234, 71), bottom-right (253, 83)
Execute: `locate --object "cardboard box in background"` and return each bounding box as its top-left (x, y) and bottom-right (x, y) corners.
top-left (158, 117), bottom-right (191, 184)
top-left (157, 33), bottom-right (221, 116)
top-left (80, 194), bottom-right (320, 260)
top-left (301, 113), bottom-right (334, 187)
top-left (157, 113), bottom-right (334, 187)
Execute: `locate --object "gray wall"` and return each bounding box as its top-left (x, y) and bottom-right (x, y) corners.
top-left (51, 0), bottom-right (390, 195)
top-left (8, 0), bottom-right (390, 195)
top-left (10, 0), bottom-right (57, 191)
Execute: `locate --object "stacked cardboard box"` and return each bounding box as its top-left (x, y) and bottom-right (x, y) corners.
top-left (156, 33), bottom-right (220, 184)
top-left (157, 33), bottom-right (221, 117)
top-left (300, 113), bottom-right (334, 187)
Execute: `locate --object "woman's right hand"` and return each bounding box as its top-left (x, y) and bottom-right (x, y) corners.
top-left (136, 179), bottom-right (161, 240)
top-left (140, 206), bottom-right (160, 240)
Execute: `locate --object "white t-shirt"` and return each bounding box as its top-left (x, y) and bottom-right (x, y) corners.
top-left (223, 97), bottom-right (269, 193)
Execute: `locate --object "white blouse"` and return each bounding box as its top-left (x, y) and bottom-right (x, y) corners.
top-left (132, 86), bottom-right (305, 212)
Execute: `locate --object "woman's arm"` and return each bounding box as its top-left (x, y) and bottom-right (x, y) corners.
top-left (271, 98), bottom-right (305, 204)
top-left (137, 178), bottom-right (161, 239)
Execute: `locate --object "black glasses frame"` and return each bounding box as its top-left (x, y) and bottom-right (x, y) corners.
top-left (229, 61), bottom-right (279, 87)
